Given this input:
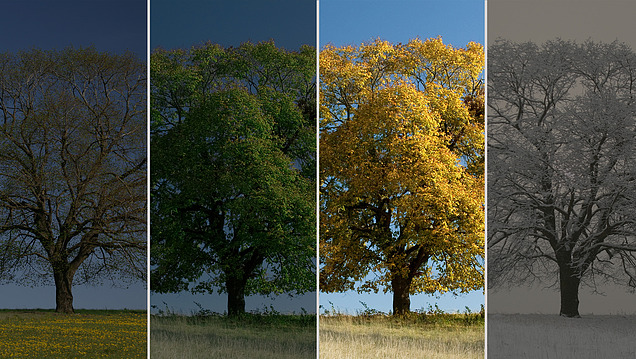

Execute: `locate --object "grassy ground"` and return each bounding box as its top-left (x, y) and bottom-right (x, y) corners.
top-left (319, 312), bottom-right (484, 359)
top-left (488, 313), bottom-right (636, 358)
top-left (0, 309), bottom-right (146, 358)
top-left (150, 313), bottom-right (317, 359)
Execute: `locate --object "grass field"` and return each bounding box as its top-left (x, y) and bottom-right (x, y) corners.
top-left (150, 313), bottom-right (316, 359)
top-left (0, 309), bottom-right (146, 358)
top-left (488, 313), bottom-right (636, 358)
top-left (319, 312), bottom-right (484, 359)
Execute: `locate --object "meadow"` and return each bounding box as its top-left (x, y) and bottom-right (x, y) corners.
top-left (150, 312), bottom-right (316, 359)
top-left (319, 309), bottom-right (484, 359)
top-left (488, 313), bottom-right (636, 358)
top-left (0, 309), bottom-right (146, 358)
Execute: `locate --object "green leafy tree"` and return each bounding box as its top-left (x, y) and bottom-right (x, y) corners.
top-left (150, 42), bottom-right (316, 316)
top-left (0, 48), bottom-right (147, 313)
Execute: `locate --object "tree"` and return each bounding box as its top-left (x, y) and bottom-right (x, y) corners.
top-left (488, 39), bottom-right (636, 317)
top-left (150, 41), bottom-right (316, 316)
top-left (320, 38), bottom-right (485, 315)
top-left (0, 48), bottom-right (147, 313)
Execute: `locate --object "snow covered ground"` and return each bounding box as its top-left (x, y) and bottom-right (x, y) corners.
top-left (487, 314), bottom-right (636, 358)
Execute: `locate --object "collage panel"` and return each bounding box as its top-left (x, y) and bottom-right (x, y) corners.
top-left (487, 0), bottom-right (636, 357)
top-left (0, 0), bottom-right (148, 357)
top-left (2, 1), bottom-right (633, 358)
top-left (149, 0), bottom-right (317, 358)
top-left (319, 1), bottom-right (485, 358)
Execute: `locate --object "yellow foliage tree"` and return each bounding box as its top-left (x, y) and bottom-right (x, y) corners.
top-left (320, 38), bottom-right (484, 315)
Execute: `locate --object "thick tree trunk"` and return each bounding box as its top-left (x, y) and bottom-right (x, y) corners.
top-left (391, 275), bottom-right (412, 315)
top-left (558, 264), bottom-right (581, 318)
top-left (226, 276), bottom-right (247, 317)
top-left (53, 268), bottom-right (74, 314)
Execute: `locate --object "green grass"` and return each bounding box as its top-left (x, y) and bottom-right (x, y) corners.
top-left (150, 313), bottom-right (317, 359)
top-left (0, 309), bottom-right (147, 358)
top-left (320, 312), bottom-right (484, 359)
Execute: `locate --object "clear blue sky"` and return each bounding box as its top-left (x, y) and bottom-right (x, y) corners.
top-left (150, 0), bottom-right (317, 315)
top-left (319, 0), bottom-right (485, 314)
top-left (320, 0), bottom-right (484, 48)
top-left (0, 0), bottom-right (147, 310)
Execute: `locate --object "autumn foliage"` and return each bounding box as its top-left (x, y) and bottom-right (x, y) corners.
top-left (320, 38), bottom-right (484, 314)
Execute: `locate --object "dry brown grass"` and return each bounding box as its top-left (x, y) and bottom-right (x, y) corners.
top-left (319, 314), bottom-right (484, 359)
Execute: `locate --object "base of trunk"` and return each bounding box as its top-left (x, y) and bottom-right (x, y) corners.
top-left (56, 303), bottom-right (74, 314)
top-left (559, 313), bottom-right (581, 318)
top-left (54, 271), bottom-right (75, 314)
top-left (559, 263), bottom-right (581, 318)
top-left (391, 276), bottom-right (412, 316)
top-left (226, 278), bottom-right (246, 317)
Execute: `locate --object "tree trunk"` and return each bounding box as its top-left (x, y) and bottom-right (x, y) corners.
top-left (226, 276), bottom-right (246, 317)
top-left (391, 275), bottom-right (412, 315)
top-left (558, 263), bottom-right (581, 318)
top-left (53, 267), bottom-right (74, 314)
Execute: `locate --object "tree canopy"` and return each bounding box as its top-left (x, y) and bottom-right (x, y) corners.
top-left (0, 47), bottom-right (147, 313)
top-left (488, 39), bottom-right (636, 317)
top-left (320, 38), bottom-right (485, 315)
top-left (150, 41), bottom-right (316, 316)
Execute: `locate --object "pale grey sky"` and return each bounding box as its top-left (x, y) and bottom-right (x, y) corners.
top-left (488, 0), bottom-right (636, 49)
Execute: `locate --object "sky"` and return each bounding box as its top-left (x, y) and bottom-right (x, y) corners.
top-left (1, 0), bottom-right (146, 57)
top-left (151, 0), bottom-right (316, 51)
top-left (487, 0), bottom-right (636, 315)
top-left (321, 0), bottom-right (483, 49)
top-left (0, 0), bottom-right (147, 310)
top-left (319, 0), bottom-right (485, 315)
top-left (150, 0), bottom-right (317, 315)
top-left (488, 0), bottom-right (636, 50)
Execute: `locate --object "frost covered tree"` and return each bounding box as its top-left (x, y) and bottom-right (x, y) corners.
top-left (488, 39), bottom-right (636, 317)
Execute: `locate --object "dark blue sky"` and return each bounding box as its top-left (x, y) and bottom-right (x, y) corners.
top-left (0, 0), bottom-right (147, 310)
top-left (151, 0), bottom-right (316, 50)
top-left (1, 0), bottom-right (146, 57)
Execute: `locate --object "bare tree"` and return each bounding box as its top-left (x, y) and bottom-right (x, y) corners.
top-left (488, 39), bottom-right (636, 317)
top-left (0, 48), bottom-right (146, 313)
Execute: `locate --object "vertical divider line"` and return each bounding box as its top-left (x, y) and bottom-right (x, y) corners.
top-left (316, 1), bottom-right (321, 358)
top-left (146, 0), bottom-right (152, 357)
top-left (483, 1), bottom-right (489, 358)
